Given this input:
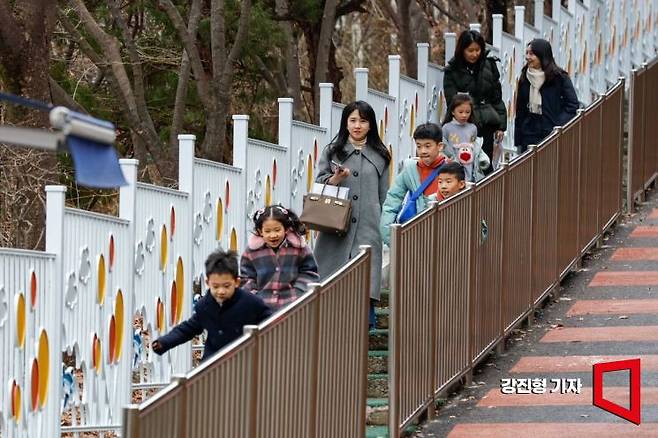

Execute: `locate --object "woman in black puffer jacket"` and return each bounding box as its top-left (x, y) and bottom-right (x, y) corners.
top-left (443, 30), bottom-right (507, 174)
top-left (514, 38), bottom-right (579, 153)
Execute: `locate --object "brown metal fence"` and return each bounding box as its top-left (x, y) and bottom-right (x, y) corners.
top-left (388, 79), bottom-right (626, 437)
top-left (122, 246), bottom-right (371, 438)
top-left (628, 59), bottom-right (658, 210)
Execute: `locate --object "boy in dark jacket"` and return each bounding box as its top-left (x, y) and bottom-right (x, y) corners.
top-left (152, 249), bottom-right (272, 362)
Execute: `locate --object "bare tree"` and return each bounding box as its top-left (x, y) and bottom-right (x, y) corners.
top-left (0, 0), bottom-right (58, 249)
top-left (159, 0), bottom-right (252, 162)
top-left (59, 0), bottom-right (174, 182)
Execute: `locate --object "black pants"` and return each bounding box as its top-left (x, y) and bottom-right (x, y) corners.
top-left (479, 125), bottom-right (495, 175)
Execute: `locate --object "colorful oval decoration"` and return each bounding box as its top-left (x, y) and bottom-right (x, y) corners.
top-left (30, 271), bottom-right (37, 310)
top-left (11, 380), bottom-right (21, 423)
top-left (37, 330), bottom-right (49, 407)
top-left (175, 258), bottom-right (184, 324)
top-left (156, 298), bottom-right (165, 333)
top-left (409, 106), bottom-right (416, 137)
top-left (108, 234), bottom-right (115, 272)
top-left (313, 140), bottom-right (319, 164)
top-left (230, 228), bottom-right (238, 252)
top-left (160, 225), bottom-right (168, 272)
top-left (98, 254), bottom-right (106, 305)
top-left (31, 358), bottom-right (39, 411)
top-left (92, 334), bottom-right (102, 375)
top-left (216, 198), bottom-right (224, 241)
top-left (225, 181), bottom-right (231, 210)
top-left (306, 155), bottom-right (313, 193)
top-left (114, 290), bottom-right (124, 361)
top-left (170, 206), bottom-right (176, 240)
top-left (108, 315), bottom-right (116, 363)
top-left (170, 281), bottom-right (178, 326)
top-left (388, 145), bottom-right (394, 187)
top-left (384, 106), bottom-right (389, 129)
top-left (379, 120), bottom-right (384, 139)
top-left (272, 160), bottom-right (278, 187)
top-left (16, 293), bottom-right (25, 349)
top-left (265, 175), bottom-right (272, 207)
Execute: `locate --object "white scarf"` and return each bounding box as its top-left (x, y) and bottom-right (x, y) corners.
top-left (526, 67), bottom-right (545, 114)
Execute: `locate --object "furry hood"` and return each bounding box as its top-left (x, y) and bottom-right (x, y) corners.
top-left (247, 230), bottom-right (306, 250)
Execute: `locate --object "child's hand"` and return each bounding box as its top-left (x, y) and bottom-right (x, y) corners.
top-left (328, 166), bottom-right (350, 185)
top-left (151, 340), bottom-right (165, 355)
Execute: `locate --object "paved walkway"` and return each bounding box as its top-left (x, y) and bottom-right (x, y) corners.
top-left (417, 191), bottom-right (658, 437)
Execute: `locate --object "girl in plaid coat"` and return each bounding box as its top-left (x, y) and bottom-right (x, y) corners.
top-left (240, 205), bottom-right (319, 310)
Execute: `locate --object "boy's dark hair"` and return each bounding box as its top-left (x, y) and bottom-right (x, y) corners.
top-left (438, 161), bottom-right (466, 181)
top-left (252, 204), bottom-right (306, 236)
top-left (443, 93), bottom-right (475, 125)
top-left (413, 123), bottom-right (442, 142)
top-left (205, 249), bottom-right (239, 279)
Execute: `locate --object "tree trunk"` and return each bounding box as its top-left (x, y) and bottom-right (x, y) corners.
top-left (0, 1), bottom-right (58, 250)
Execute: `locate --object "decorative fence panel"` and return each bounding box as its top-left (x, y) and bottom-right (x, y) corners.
top-left (131, 182), bottom-right (192, 385)
top-left (57, 201), bottom-right (133, 432)
top-left (0, 249), bottom-right (58, 437)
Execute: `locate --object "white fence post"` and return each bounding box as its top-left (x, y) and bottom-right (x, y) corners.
top-left (278, 97), bottom-right (294, 207)
top-left (232, 115), bottom-right (250, 250)
top-left (118, 158), bottom-right (138, 394)
top-left (417, 43), bottom-right (430, 126)
top-left (515, 6), bottom-right (525, 42)
top-left (45, 185), bottom-right (66, 438)
top-left (469, 23), bottom-right (482, 33)
top-left (355, 68), bottom-right (369, 101)
top-left (319, 83), bottom-right (334, 142)
top-left (444, 33), bottom-right (456, 66)
top-left (388, 55), bottom-right (401, 100)
top-left (534, 0), bottom-right (544, 32)
top-left (552, 0), bottom-right (560, 20)
top-left (492, 15), bottom-right (503, 50)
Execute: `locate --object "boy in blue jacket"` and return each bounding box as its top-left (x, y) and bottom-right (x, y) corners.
top-left (380, 123), bottom-right (449, 246)
top-left (152, 249), bottom-right (272, 362)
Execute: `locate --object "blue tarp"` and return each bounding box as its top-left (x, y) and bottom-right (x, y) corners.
top-left (67, 135), bottom-right (127, 188)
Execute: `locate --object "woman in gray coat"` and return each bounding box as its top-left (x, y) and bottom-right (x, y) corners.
top-left (314, 101), bottom-right (390, 329)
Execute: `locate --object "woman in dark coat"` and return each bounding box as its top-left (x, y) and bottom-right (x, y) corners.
top-left (443, 30), bottom-right (507, 173)
top-left (313, 101), bottom-right (390, 329)
top-left (514, 38), bottom-right (580, 153)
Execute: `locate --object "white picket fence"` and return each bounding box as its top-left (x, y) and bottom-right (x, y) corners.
top-left (0, 0), bottom-right (656, 435)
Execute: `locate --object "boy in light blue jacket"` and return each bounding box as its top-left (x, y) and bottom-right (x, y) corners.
top-left (380, 123), bottom-right (448, 246)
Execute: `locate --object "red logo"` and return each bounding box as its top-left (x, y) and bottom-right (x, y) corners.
top-left (592, 358), bottom-right (641, 425)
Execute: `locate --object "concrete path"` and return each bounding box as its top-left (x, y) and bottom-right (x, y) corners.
top-left (417, 192), bottom-right (658, 437)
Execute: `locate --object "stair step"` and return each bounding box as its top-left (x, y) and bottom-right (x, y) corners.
top-left (374, 307), bottom-right (389, 329)
top-left (366, 425), bottom-right (417, 438)
top-left (366, 398), bottom-right (389, 425)
top-left (368, 328), bottom-right (388, 351)
top-left (379, 289), bottom-right (389, 307)
top-left (366, 425), bottom-right (389, 438)
top-left (367, 373), bottom-right (388, 398)
top-left (368, 350), bottom-right (388, 374)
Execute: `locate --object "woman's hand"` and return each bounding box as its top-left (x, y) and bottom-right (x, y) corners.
top-left (328, 167), bottom-right (351, 185)
top-left (494, 130), bottom-right (504, 142)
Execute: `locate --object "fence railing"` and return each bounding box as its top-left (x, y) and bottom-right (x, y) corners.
top-left (388, 79), bottom-right (625, 436)
top-left (628, 59), bottom-right (658, 210)
top-left (122, 246), bottom-right (371, 438)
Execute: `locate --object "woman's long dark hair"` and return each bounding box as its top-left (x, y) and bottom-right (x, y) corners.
top-left (329, 100), bottom-right (390, 164)
top-left (454, 30), bottom-right (486, 66)
top-left (521, 38), bottom-right (565, 83)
